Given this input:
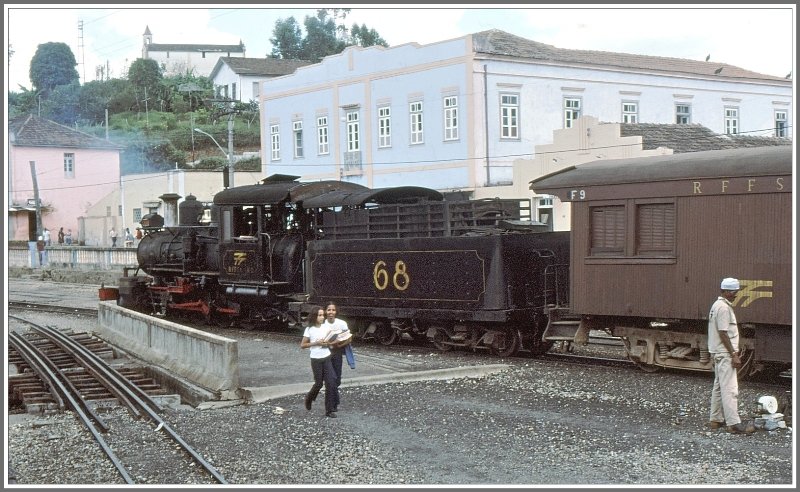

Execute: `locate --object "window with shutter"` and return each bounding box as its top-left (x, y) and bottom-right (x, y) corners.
top-left (637, 203), bottom-right (675, 255)
top-left (590, 205), bottom-right (625, 255)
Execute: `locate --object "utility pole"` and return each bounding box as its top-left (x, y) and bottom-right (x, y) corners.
top-left (29, 161), bottom-right (42, 238)
top-left (143, 86), bottom-right (149, 129)
top-left (77, 20), bottom-right (87, 83)
top-left (227, 109), bottom-right (235, 188)
top-left (203, 97), bottom-right (238, 188)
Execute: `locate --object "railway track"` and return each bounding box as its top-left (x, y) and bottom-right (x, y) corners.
top-left (8, 315), bottom-right (229, 485)
top-left (11, 299), bottom-right (790, 389)
top-left (8, 300), bottom-right (98, 317)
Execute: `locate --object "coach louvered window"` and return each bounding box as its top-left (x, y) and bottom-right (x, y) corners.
top-left (590, 205), bottom-right (625, 255)
top-left (637, 203), bottom-right (675, 255)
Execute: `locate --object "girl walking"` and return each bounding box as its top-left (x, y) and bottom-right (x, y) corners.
top-left (300, 306), bottom-right (340, 418)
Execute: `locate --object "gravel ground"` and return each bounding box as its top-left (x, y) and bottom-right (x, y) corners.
top-left (6, 272), bottom-right (795, 486)
top-left (8, 349), bottom-right (794, 486)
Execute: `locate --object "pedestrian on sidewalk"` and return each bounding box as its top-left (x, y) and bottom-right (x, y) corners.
top-left (300, 306), bottom-right (339, 418)
top-left (324, 301), bottom-right (354, 413)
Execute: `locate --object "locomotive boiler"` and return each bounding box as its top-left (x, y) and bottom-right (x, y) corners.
top-left (120, 176), bottom-right (370, 326)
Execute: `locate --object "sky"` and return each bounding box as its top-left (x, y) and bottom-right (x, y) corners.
top-left (4, 4), bottom-right (796, 92)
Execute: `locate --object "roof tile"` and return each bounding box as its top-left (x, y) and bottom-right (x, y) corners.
top-left (9, 114), bottom-right (124, 150)
top-left (617, 122), bottom-right (792, 153)
top-left (472, 29), bottom-right (788, 82)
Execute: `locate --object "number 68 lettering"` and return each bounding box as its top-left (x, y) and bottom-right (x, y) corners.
top-left (373, 260), bottom-right (410, 291)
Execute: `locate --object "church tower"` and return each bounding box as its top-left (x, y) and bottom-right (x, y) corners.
top-left (142, 26), bottom-right (152, 59)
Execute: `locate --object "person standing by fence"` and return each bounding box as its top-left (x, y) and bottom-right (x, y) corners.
top-left (124, 228), bottom-right (134, 247)
top-left (109, 227), bottom-right (118, 247)
top-left (36, 236), bottom-right (47, 267)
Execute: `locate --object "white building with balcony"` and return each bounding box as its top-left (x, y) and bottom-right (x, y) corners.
top-left (258, 29), bottom-right (792, 195)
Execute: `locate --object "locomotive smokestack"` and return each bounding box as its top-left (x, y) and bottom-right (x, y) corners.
top-left (159, 193), bottom-right (182, 226)
top-left (179, 194), bottom-right (204, 226)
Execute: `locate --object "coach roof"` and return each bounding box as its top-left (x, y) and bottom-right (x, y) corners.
top-left (214, 179), bottom-right (368, 206)
top-left (302, 186), bottom-right (443, 208)
top-left (530, 145), bottom-right (792, 194)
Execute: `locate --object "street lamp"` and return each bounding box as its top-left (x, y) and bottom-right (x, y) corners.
top-left (193, 128), bottom-right (234, 188)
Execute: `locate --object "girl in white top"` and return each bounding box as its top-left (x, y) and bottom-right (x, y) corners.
top-left (300, 306), bottom-right (339, 417)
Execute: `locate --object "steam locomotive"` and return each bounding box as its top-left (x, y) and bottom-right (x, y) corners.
top-left (120, 174), bottom-right (565, 356)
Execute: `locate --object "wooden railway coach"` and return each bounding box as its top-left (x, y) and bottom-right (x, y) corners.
top-left (530, 145), bottom-right (792, 377)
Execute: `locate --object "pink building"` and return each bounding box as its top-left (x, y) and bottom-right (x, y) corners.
top-left (8, 114), bottom-right (124, 244)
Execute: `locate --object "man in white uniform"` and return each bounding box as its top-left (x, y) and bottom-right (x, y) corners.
top-left (707, 277), bottom-right (755, 434)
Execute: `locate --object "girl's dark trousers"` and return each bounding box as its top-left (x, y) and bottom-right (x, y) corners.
top-left (308, 355), bottom-right (338, 414)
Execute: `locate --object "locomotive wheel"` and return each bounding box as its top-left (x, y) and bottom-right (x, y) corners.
top-left (374, 322), bottom-right (398, 346)
top-left (526, 337), bottom-right (554, 356)
top-left (431, 328), bottom-right (452, 352)
top-left (490, 329), bottom-right (521, 357)
top-left (349, 319), bottom-right (369, 339)
top-left (202, 294), bottom-right (226, 327)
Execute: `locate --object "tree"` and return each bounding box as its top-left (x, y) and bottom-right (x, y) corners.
top-left (127, 58), bottom-right (162, 111)
top-left (301, 9), bottom-right (345, 63)
top-left (39, 82), bottom-right (81, 125)
top-left (78, 79), bottom-right (137, 124)
top-left (29, 42), bottom-right (79, 93)
top-left (270, 17), bottom-right (303, 59)
top-left (8, 87), bottom-right (39, 119)
top-left (350, 24), bottom-right (388, 48)
top-left (160, 73), bottom-right (214, 114)
top-left (269, 8), bottom-right (387, 62)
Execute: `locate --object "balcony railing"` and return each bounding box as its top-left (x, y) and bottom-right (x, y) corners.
top-left (343, 151), bottom-right (363, 174)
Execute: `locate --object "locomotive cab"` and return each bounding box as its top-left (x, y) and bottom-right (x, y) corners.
top-left (216, 202), bottom-right (306, 292)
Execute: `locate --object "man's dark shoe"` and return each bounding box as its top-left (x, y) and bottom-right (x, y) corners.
top-left (304, 394), bottom-right (312, 411)
top-left (727, 421), bottom-right (756, 434)
top-left (706, 421), bottom-right (726, 430)
top-left (326, 412), bottom-right (337, 418)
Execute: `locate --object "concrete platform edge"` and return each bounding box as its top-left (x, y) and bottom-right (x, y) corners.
top-left (236, 364), bottom-right (510, 405)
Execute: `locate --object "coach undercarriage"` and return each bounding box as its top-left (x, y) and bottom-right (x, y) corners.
top-left (611, 323), bottom-right (762, 378)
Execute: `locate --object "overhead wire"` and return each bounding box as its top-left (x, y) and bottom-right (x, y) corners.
top-left (15, 124), bottom-right (792, 193)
